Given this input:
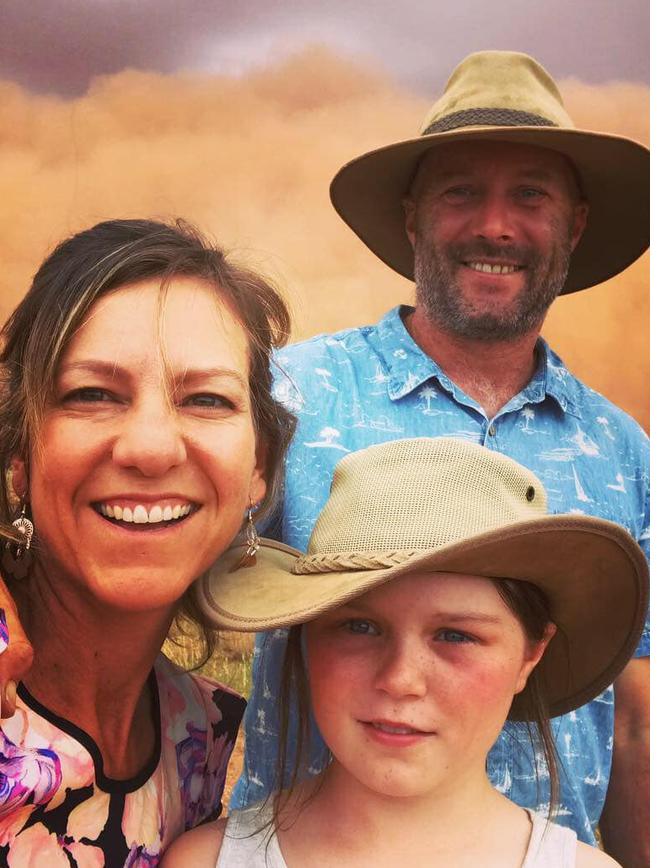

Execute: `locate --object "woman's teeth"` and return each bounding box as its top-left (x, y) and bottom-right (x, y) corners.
top-left (98, 503), bottom-right (192, 523)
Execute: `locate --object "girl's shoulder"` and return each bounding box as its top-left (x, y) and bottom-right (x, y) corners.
top-left (575, 842), bottom-right (621, 868)
top-left (160, 816), bottom-right (227, 867)
top-left (161, 802), bottom-right (278, 868)
top-left (525, 812), bottom-right (620, 868)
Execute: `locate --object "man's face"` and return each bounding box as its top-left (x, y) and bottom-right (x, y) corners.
top-left (404, 140), bottom-right (588, 341)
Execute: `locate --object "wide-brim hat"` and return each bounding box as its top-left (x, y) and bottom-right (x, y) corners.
top-left (330, 51), bottom-right (650, 294)
top-left (197, 437), bottom-right (648, 721)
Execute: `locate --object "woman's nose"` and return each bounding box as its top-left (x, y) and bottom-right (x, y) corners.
top-left (112, 399), bottom-right (187, 477)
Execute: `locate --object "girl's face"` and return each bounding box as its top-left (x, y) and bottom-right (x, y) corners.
top-left (305, 571), bottom-right (551, 800)
top-left (14, 276), bottom-right (266, 613)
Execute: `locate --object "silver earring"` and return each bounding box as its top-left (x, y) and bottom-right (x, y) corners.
top-left (230, 507), bottom-right (260, 572)
top-left (2, 502), bottom-right (34, 580)
top-left (244, 508), bottom-right (260, 559)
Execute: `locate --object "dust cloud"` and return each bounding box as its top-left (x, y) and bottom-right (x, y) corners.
top-left (0, 48), bottom-right (647, 428)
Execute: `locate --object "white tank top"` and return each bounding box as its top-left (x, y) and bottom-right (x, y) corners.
top-left (216, 803), bottom-right (578, 867)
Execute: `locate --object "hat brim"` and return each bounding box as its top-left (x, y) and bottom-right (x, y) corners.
top-left (330, 126), bottom-right (650, 294)
top-left (197, 516), bottom-right (648, 720)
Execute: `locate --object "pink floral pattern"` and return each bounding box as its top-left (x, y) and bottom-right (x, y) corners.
top-left (0, 656), bottom-right (245, 866)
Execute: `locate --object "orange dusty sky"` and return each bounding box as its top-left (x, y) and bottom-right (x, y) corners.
top-left (0, 48), bottom-right (648, 428)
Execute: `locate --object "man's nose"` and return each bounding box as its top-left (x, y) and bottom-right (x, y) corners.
top-left (470, 192), bottom-right (515, 242)
top-left (112, 399), bottom-right (187, 477)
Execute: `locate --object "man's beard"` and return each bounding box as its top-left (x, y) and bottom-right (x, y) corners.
top-left (413, 235), bottom-right (572, 341)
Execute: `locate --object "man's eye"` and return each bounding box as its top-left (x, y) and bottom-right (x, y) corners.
top-left (444, 186), bottom-right (474, 201)
top-left (437, 628), bottom-right (475, 644)
top-left (518, 187), bottom-right (545, 201)
top-left (344, 619), bottom-right (378, 636)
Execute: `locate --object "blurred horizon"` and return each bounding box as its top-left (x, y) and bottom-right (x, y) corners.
top-left (0, 46), bottom-right (648, 429)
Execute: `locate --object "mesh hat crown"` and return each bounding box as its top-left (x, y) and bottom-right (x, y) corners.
top-left (330, 50), bottom-right (650, 293)
top-left (295, 437), bottom-right (546, 571)
top-left (198, 436), bottom-right (648, 720)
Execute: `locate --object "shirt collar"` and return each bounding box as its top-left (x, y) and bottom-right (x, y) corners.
top-left (373, 306), bottom-right (582, 418)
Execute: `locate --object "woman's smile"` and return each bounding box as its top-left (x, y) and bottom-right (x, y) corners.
top-left (93, 498), bottom-right (199, 529)
top-left (23, 275), bottom-right (266, 611)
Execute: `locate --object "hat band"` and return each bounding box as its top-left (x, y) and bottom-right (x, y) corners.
top-left (422, 108), bottom-right (558, 135)
top-left (292, 549), bottom-right (422, 575)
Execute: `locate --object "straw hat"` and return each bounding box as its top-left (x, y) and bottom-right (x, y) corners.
top-left (198, 437), bottom-right (648, 720)
top-left (330, 50), bottom-right (650, 294)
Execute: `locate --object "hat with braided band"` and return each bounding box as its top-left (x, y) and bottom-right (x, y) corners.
top-left (329, 50), bottom-right (650, 294)
top-left (197, 437), bottom-right (648, 719)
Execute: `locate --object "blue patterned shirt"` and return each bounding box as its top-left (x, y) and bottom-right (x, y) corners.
top-left (232, 306), bottom-right (650, 844)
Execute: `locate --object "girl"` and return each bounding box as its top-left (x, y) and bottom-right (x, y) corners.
top-left (164, 437), bottom-right (647, 867)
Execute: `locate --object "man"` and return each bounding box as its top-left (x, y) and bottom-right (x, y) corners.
top-left (232, 51), bottom-right (650, 864)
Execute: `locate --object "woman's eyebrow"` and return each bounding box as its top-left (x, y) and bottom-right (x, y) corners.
top-left (58, 360), bottom-right (247, 389)
top-left (58, 359), bottom-right (125, 379)
top-left (174, 367), bottom-right (247, 388)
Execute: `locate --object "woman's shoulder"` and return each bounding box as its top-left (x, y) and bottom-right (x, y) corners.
top-left (160, 816), bottom-right (227, 867)
top-left (575, 842), bottom-right (621, 868)
top-left (155, 654), bottom-right (246, 730)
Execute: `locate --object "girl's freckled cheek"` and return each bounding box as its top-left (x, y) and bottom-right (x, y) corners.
top-left (445, 658), bottom-right (516, 708)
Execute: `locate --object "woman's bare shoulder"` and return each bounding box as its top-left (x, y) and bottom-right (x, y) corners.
top-left (575, 841), bottom-right (622, 868)
top-left (160, 817), bottom-right (226, 867)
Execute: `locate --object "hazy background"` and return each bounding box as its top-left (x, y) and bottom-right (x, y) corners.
top-left (0, 1), bottom-right (648, 428)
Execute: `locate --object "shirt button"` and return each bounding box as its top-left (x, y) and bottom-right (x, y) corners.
top-left (488, 424), bottom-right (496, 436)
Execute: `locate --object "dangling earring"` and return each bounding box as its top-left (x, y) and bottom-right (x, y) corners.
top-left (230, 507), bottom-right (260, 572)
top-left (2, 502), bottom-right (34, 581)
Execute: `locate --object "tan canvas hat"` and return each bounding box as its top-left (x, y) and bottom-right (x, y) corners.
top-left (330, 50), bottom-right (650, 294)
top-left (197, 437), bottom-right (648, 720)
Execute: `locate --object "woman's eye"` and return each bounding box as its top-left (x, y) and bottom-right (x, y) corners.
top-left (437, 628), bottom-right (475, 644)
top-left (344, 619), bottom-right (378, 636)
top-left (183, 393), bottom-right (234, 409)
top-left (62, 387), bottom-right (114, 403)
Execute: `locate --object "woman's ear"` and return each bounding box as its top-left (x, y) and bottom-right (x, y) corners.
top-left (514, 622), bottom-right (557, 695)
top-left (249, 443), bottom-right (268, 508)
top-left (9, 458), bottom-right (28, 501)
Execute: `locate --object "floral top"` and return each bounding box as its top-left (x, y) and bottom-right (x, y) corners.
top-left (0, 654), bottom-right (245, 867)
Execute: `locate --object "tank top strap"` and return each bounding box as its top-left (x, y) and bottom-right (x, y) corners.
top-left (522, 810), bottom-right (577, 867)
top-left (216, 801), bottom-right (287, 868)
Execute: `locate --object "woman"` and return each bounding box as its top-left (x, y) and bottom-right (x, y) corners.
top-left (163, 437), bottom-right (647, 867)
top-left (0, 218), bottom-right (294, 865)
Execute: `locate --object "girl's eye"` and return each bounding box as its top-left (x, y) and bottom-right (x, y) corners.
top-left (437, 628), bottom-right (475, 644)
top-left (183, 393), bottom-right (234, 409)
top-left (344, 619), bottom-right (378, 636)
top-left (62, 387), bottom-right (114, 403)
